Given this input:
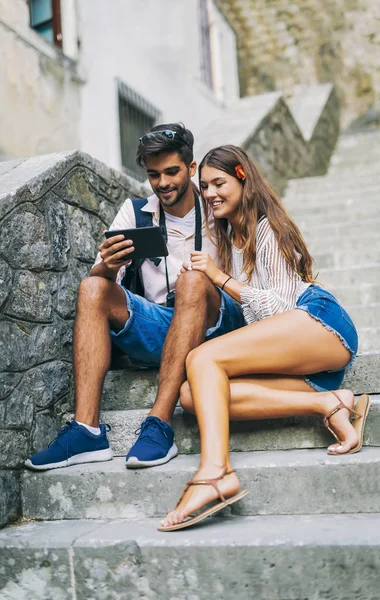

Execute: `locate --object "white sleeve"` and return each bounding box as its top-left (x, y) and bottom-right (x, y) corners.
top-left (240, 229), bottom-right (301, 323)
top-left (93, 198), bottom-right (137, 284)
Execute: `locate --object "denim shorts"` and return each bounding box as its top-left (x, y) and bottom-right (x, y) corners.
top-left (111, 287), bottom-right (245, 368)
top-left (295, 285), bottom-right (359, 392)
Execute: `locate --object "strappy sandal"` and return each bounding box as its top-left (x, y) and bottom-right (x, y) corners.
top-left (323, 391), bottom-right (371, 455)
top-left (158, 468), bottom-right (248, 532)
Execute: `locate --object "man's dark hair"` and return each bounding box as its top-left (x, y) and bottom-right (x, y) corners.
top-left (136, 122), bottom-right (194, 168)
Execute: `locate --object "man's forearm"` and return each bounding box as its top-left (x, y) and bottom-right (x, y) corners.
top-left (90, 261), bottom-right (118, 281)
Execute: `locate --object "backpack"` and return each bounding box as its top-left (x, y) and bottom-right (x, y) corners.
top-left (120, 198), bottom-right (151, 296)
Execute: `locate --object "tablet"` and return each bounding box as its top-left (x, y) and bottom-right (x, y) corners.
top-left (105, 227), bottom-right (168, 261)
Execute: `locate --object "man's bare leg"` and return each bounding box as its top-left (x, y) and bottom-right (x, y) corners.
top-left (149, 270), bottom-right (221, 424)
top-left (73, 276), bottom-right (130, 427)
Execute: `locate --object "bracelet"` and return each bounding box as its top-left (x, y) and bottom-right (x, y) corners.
top-left (221, 276), bottom-right (232, 291)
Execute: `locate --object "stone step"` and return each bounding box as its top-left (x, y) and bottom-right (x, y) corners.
top-left (94, 395), bottom-right (380, 458)
top-left (2, 514), bottom-right (380, 599)
top-left (357, 328), bottom-right (380, 353)
top-left (329, 283), bottom-right (380, 306)
top-left (21, 449), bottom-right (380, 521)
top-left (316, 263), bottom-right (380, 288)
top-left (313, 245), bottom-right (380, 270)
top-left (301, 217), bottom-right (380, 238)
top-left (288, 167), bottom-right (380, 192)
top-left (330, 152), bottom-right (380, 167)
top-left (100, 353), bottom-right (380, 413)
top-left (347, 303), bottom-right (380, 329)
top-left (285, 184), bottom-right (380, 209)
top-left (293, 204), bottom-right (380, 227)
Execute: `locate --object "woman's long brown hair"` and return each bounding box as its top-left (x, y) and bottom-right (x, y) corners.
top-left (199, 145), bottom-right (315, 283)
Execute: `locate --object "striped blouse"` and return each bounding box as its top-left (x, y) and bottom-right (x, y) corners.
top-left (231, 217), bottom-right (310, 324)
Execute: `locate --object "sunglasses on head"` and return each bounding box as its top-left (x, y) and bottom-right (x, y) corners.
top-left (139, 129), bottom-right (190, 147)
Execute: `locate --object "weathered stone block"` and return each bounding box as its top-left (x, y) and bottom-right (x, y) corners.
top-left (0, 372), bottom-right (21, 401)
top-left (0, 430), bottom-right (29, 468)
top-left (6, 271), bottom-right (54, 322)
top-left (0, 470), bottom-right (20, 527)
top-left (74, 542), bottom-right (144, 599)
top-left (5, 385), bottom-right (35, 429)
top-left (57, 261), bottom-right (89, 318)
top-left (53, 166), bottom-right (100, 213)
top-left (58, 320), bottom-right (73, 361)
top-left (67, 205), bottom-right (97, 262)
top-left (20, 362), bottom-right (72, 411)
top-left (43, 194), bottom-right (70, 269)
top-left (0, 258), bottom-right (12, 310)
top-left (0, 320), bottom-right (60, 372)
top-left (99, 198), bottom-right (118, 228)
top-left (0, 206), bottom-right (51, 270)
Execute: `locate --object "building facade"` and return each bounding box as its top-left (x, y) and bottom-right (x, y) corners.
top-left (0, 0), bottom-right (239, 176)
top-left (0, 0), bottom-right (81, 160)
top-left (216, 0), bottom-right (380, 127)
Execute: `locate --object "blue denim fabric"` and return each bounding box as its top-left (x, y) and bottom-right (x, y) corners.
top-left (296, 285), bottom-right (359, 392)
top-left (111, 287), bottom-right (245, 368)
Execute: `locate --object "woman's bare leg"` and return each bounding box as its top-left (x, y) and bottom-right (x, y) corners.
top-left (180, 376), bottom-right (356, 450)
top-left (161, 309), bottom-right (353, 527)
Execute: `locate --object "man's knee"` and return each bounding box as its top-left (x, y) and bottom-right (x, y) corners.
top-left (77, 276), bottom-right (115, 308)
top-left (179, 381), bottom-right (194, 413)
top-left (175, 270), bottom-right (218, 303)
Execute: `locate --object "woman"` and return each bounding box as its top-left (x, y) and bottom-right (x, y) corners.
top-left (159, 145), bottom-right (370, 532)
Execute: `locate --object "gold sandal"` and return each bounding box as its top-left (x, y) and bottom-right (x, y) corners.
top-left (324, 391), bottom-right (371, 455)
top-left (158, 469), bottom-right (248, 532)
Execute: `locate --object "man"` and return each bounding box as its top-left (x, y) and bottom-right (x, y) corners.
top-left (25, 123), bottom-right (244, 471)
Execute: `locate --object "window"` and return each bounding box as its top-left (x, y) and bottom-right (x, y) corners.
top-left (199, 0), bottom-right (213, 90)
top-left (29, 0), bottom-right (62, 48)
top-left (118, 80), bottom-right (161, 182)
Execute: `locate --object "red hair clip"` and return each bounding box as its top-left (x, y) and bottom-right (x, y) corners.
top-left (235, 164), bottom-right (246, 181)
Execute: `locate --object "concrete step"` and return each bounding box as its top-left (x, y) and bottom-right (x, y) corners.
top-left (347, 303), bottom-right (380, 329)
top-left (285, 184), bottom-right (380, 210)
top-left (100, 353), bottom-right (380, 414)
top-left (94, 395), bottom-right (380, 458)
top-left (301, 217), bottom-right (380, 239)
top-left (357, 328), bottom-right (380, 353)
top-left (308, 232), bottom-right (380, 253)
top-left (312, 245), bottom-right (380, 270)
top-left (287, 167), bottom-right (380, 192)
top-left (329, 283), bottom-right (380, 306)
top-left (316, 263), bottom-right (380, 288)
top-left (293, 203), bottom-right (380, 227)
top-left (21, 449), bottom-right (380, 521)
top-left (2, 514), bottom-right (380, 599)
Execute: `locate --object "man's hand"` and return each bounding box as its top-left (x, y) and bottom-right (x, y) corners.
top-left (98, 232), bottom-right (135, 273)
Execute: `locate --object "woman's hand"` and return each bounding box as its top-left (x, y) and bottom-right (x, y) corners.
top-left (189, 251), bottom-right (225, 286)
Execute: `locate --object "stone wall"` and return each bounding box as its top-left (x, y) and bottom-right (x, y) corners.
top-left (0, 152), bottom-right (148, 526)
top-left (217, 0), bottom-right (380, 127)
top-left (195, 83), bottom-right (340, 193)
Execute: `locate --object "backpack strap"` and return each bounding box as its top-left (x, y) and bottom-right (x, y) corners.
top-left (120, 198), bottom-right (152, 296)
top-left (132, 198), bottom-right (152, 228)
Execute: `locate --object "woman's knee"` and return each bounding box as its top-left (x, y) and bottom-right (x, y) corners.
top-left (185, 345), bottom-right (211, 373)
top-left (179, 381), bottom-right (194, 413)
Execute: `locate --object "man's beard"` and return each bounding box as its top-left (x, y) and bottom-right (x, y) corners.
top-left (156, 179), bottom-right (190, 207)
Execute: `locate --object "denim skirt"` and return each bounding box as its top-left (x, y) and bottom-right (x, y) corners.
top-left (295, 285), bottom-right (359, 392)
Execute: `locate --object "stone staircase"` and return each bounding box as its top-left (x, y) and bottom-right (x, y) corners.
top-left (1, 129), bottom-right (380, 599)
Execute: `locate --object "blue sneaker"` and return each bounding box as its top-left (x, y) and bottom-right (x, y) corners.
top-left (125, 416), bottom-right (178, 468)
top-left (25, 421), bottom-right (113, 470)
